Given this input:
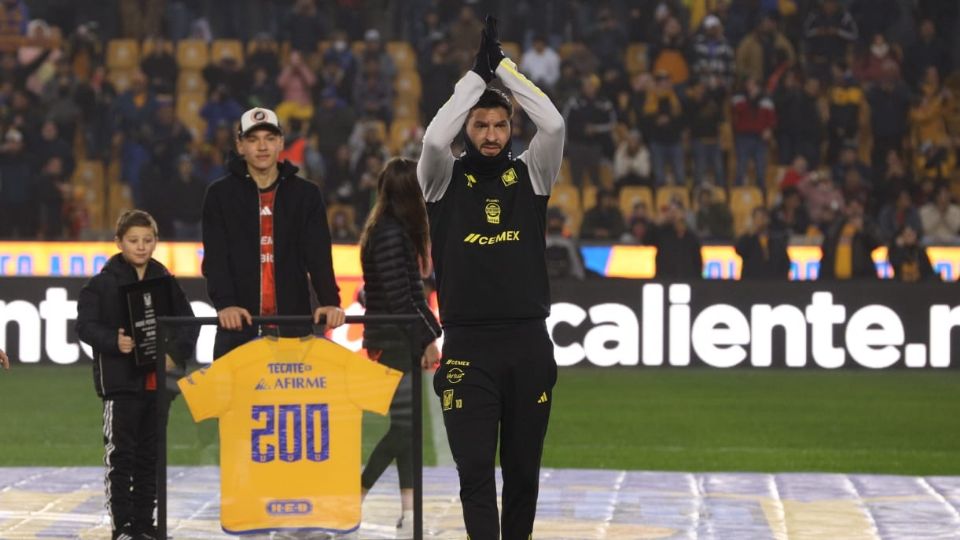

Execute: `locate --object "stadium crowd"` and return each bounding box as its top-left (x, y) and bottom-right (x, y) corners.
top-left (0, 0), bottom-right (959, 280)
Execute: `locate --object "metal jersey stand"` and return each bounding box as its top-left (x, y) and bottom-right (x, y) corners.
top-left (156, 314), bottom-right (424, 539)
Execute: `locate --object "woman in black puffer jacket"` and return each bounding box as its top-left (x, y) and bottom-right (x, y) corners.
top-left (358, 157), bottom-right (441, 537)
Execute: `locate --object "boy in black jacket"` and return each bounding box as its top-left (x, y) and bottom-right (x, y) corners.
top-left (76, 210), bottom-right (196, 540)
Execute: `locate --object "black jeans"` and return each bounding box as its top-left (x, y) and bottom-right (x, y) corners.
top-left (434, 321), bottom-right (557, 540)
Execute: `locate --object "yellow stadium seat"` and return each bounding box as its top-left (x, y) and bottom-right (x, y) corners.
top-left (549, 184), bottom-right (582, 234)
top-left (719, 121), bottom-right (734, 152)
top-left (85, 199), bottom-right (106, 232)
top-left (72, 160), bottom-right (105, 189)
top-left (767, 187), bottom-right (781, 209)
top-left (211, 39), bottom-right (244, 65)
top-left (177, 39), bottom-right (209, 69)
top-left (625, 43), bottom-right (647, 74)
top-left (389, 119), bottom-right (420, 154)
top-left (108, 180), bottom-right (134, 221)
top-left (619, 186), bottom-right (653, 219)
top-left (393, 93), bottom-right (420, 122)
top-left (599, 162), bottom-right (614, 188)
top-left (386, 41), bottom-right (416, 71)
top-left (107, 39), bottom-right (139, 69)
top-left (108, 69), bottom-right (137, 93)
top-left (711, 185), bottom-right (727, 204)
top-left (177, 69), bottom-right (207, 95)
top-left (655, 185), bottom-right (691, 213)
top-left (394, 71), bottom-right (422, 100)
top-left (557, 158), bottom-right (572, 185)
top-left (393, 102), bottom-right (419, 122)
top-left (501, 41), bottom-right (521, 64)
top-left (730, 186), bottom-right (765, 235)
top-left (765, 163), bottom-right (782, 192)
top-left (351, 40), bottom-right (365, 57)
top-left (558, 42), bottom-right (584, 61)
top-left (107, 159), bottom-right (121, 184)
top-left (176, 91), bottom-right (206, 124)
top-left (582, 185), bottom-right (597, 211)
top-left (182, 117), bottom-right (207, 143)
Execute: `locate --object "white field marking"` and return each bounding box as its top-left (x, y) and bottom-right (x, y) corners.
top-left (842, 474), bottom-right (882, 539)
top-left (918, 477), bottom-right (960, 525)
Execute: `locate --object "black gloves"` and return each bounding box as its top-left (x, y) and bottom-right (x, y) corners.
top-left (471, 23), bottom-right (495, 83)
top-left (471, 14), bottom-right (506, 83)
top-left (483, 15), bottom-right (506, 73)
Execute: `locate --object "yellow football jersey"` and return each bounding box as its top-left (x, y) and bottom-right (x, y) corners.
top-left (178, 336), bottom-right (402, 535)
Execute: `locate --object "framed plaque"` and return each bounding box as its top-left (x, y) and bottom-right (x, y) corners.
top-left (121, 276), bottom-right (173, 368)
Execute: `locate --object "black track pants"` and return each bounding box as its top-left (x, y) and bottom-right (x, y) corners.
top-left (434, 321), bottom-right (557, 540)
top-left (102, 396), bottom-right (160, 532)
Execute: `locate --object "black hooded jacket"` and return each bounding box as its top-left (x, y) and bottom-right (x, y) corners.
top-left (76, 254), bottom-right (196, 399)
top-left (201, 154), bottom-right (340, 333)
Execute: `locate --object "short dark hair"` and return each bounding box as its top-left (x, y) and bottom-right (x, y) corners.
top-left (115, 209), bottom-right (158, 239)
top-left (469, 88), bottom-right (513, 119)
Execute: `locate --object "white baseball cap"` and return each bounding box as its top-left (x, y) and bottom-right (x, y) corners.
top-left (238, 107), bottom-right (282, 138)
top-left (703, 15), bottom-right (722, 29)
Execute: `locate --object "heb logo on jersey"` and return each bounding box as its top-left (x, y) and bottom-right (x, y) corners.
top-left (255, 376), bottom-right (327, 391)
top-left (266, 499), bottom-right (312, 515)
top-left (463, 230), bottom-right (520, 245)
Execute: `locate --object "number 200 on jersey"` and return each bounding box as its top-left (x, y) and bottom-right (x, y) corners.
top-left (251, 403), bottom-right (330, 463)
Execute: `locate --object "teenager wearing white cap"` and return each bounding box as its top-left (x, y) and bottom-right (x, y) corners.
top-left (201, 107), bottom-right (346, 359)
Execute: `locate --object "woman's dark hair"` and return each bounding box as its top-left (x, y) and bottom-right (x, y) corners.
top-left (359, 157), bottom-right (430, 270)
top-left (115, 209), bottom-right (158, 239)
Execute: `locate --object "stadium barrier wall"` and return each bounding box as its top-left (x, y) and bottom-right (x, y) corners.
top-left (1, 241), bottom-right (959, 281)
top-left (2, 277), bottom-right (957, 369)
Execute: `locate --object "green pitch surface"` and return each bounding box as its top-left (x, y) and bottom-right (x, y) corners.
top-left (2, 365), bottom-right (958, 475)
